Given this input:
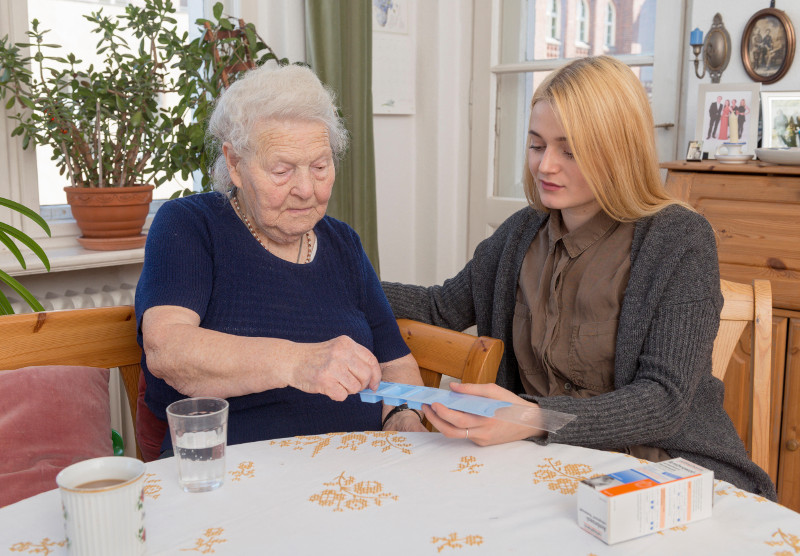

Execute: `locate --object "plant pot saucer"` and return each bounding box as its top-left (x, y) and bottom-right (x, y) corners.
top-left (77, 234), bottom-right (146, 251)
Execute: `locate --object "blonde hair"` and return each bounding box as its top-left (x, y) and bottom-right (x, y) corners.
top-left (523, 56), bottom-right (689, 220)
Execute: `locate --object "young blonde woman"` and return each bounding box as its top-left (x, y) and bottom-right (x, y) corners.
top-left (383, 56), bottom-right (776, 500)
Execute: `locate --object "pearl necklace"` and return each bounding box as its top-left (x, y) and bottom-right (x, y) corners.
top-left (232, 196), bottom-right (313, 264)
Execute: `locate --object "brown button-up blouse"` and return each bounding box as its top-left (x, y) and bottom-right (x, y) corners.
top-left (513, 209), bottom-right (669, 462)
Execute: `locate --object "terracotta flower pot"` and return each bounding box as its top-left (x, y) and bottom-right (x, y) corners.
top-left (64, 185), bottom-right (154, 251)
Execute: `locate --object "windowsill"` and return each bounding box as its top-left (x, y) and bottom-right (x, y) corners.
top-left (2, 244), bottom-right (145, 277)
top-left (1, 199), bottom-right (169, 276)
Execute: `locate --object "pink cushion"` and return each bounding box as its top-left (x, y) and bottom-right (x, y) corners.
top-left (0, 366), bottom-right (112, 507)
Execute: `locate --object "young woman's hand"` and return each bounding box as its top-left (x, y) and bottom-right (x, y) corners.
top-left (422, 382), bottom-right (545, 446)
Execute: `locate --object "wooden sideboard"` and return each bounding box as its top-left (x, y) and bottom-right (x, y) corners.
top-left (662, 160), bottom-right (800, 511)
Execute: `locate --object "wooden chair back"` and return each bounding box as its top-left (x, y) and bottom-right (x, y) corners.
top-left (395, 318), bottom-right (504, 389)
top-left (713, 279), bottom-right (772, 473)
top-left (0, 308), bottom-right (504, 456)
top-left (0, 305), bottom-right (143, 459)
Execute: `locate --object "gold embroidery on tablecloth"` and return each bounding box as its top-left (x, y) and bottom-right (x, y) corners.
top-left (764, 528), bottom-right (800, 553)
top-left (143, 473), bottom-right (162, 500)
top-left (270, 431), bottom-right (412, 457)
top-left (229, 461), bottom-right (255, 482)
top-left (531, 457), bottom-right (601, 495)
top-left (621, 454), bottom-right (650, 465)
top-left (367, 431), bottom-right (413, 454)
top-left (656, 525), bottom-right (688, 536)
top-left (9, 538), bottom-right (66, 555)
top-left (309, 471), bottom-right (398, 512)
top-left (452, 456), bottom-right (483, 474)
top-left (180, 527), bottom-right (227, 554)
top-left (714, 480), bottom-right (768, 503)
top-left (431, 532), bottom-right (484, 552)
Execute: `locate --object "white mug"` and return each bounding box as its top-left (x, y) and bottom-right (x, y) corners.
top-left (56, 457), bottom-right (146, 556)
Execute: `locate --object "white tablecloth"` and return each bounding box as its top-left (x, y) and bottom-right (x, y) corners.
top-left (2, 432), bottom-right (799, 555)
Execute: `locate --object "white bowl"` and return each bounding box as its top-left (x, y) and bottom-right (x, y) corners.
top-left (715, 153), bottom-right (753, 164)
top-left (755, 147), bottom-right (800, 165)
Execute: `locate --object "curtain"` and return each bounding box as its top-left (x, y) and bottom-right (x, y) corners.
top-left (304, 0), bottom-right (380, 275)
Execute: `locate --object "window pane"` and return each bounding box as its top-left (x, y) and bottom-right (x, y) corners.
top-left (500, 0), bottom-right (657, 64)
top-left (26, 0), bottom-right (191, 205)
top-left (495, 68), bottom-right (653, 199)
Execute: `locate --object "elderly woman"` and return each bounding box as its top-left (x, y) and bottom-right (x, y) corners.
top-left (135, 64), bottom-right (426, 456)
top-left (383, 56), bottom-right (776, 500)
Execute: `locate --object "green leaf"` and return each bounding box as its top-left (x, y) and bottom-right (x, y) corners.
top-left (0, 269), bottom-right (45, 313)
top-left (0, 229), bottom-right (25, 268)
top-left (0, 223), bottom-right (51, 271)
top-left (0, 197), bottom-right (51, 236)
top-left (213, 2), bottom-right (223, 20)
top-left (0, 289), bottom-right (14, 315)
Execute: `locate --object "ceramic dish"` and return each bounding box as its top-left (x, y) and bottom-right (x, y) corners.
top-left (755, 147), bottom-right (800, 166)
top-left (714, 153), bottom-right (754, 164)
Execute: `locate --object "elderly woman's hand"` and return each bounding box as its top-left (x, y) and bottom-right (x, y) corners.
top-left (289, 335), bottom-right (383, 401)
top-left (383, 408), bottom-right (428, 432)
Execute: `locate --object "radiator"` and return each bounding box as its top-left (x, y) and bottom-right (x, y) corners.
top-left (9, 283), bottom-right (136, 314)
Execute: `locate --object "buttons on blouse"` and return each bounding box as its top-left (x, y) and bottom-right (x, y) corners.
top-left (564, 382), bottom-right (573, 391)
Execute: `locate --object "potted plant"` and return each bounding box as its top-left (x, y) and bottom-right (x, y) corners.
top-left (0, 1), bottom-right (193, 250)
top-left (0, 197), bottom-right (50, 314)
top-left (169, 2), bottom-right (292, 196)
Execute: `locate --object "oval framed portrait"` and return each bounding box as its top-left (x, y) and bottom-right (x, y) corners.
top-left (741, 8), bottom-right (795, 84)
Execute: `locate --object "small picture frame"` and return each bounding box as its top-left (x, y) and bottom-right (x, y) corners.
top-left (695, 83), bottom-right (761, 159)
top-left (741, 8), bottom-right (796, 85)
top-left (686, 140), bottom-right (703, 161)
top-left (761, 91), bottom-right (800, 147)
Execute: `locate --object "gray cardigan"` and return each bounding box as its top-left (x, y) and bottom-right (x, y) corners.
top-left (383, 205), bottom-right (776, 500)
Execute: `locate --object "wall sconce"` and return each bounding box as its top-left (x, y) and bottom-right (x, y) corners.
top-left (690, 13), bottom-right (731, 83)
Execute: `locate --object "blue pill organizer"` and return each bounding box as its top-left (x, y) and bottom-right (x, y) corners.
top-left (359, 381), bottom-right (511, 417)
top-left (359, 381), bottom-right (576, 432)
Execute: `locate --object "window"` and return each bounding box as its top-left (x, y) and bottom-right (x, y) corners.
top-left (605, 2), bottom-right (616, 49)
top-left (468, 0), bottom-right (683, 252)
top-left (576, 0), bottom-right (589, 45)
top-left (25, 0), bottom-right (193, 207)
top-left (0, 0), bottom-right (205, 256)
top-left (546, 0), bottom-right (559, 41)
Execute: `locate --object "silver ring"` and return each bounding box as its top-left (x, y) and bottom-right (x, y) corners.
top-left (465, 428), bottom-right (469, 439)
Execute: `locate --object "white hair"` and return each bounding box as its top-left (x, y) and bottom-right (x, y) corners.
top-left (207, 64), bottom-right (349, 193)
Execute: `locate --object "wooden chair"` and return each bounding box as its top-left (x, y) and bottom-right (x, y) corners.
top-left (395, 319), bottom-right (503, 389)
top-left (395, 319), bottom-right (503, 431)
top-left (0, 305), bottom-right (143, 459)
top-left (713, 279), bottom-right (772, 473)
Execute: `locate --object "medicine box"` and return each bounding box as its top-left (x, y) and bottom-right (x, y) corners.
top-left (577, 458), bottom-right (713, 545)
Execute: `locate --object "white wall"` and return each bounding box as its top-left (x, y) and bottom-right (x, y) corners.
top-left (680, 2), bottom-right (800, 152)
top-left (376, 0), bottom-right (473, 286)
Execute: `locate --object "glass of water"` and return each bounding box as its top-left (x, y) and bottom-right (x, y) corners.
top-left (166, 397), bottom-right (229, 493)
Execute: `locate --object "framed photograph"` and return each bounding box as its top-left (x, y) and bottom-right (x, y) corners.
top-left (741, 8), bottom-right (796, 84)
top-left (761, 91), bottom-right (800, 147)
top-left (695, 83), bottom-right (761, 159)
top-left (686, 140), bottom-right (703, 161)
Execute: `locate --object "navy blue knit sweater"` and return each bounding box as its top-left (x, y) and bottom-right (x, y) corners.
top-left (135, 192), bottom-right (409, 449)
